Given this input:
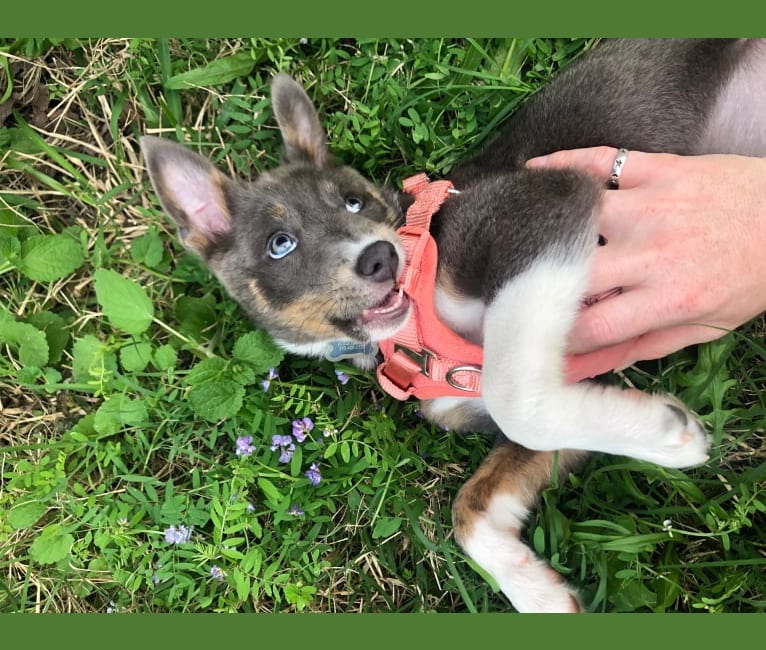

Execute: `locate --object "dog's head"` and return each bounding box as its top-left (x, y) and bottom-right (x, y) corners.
top-left (141, 75), bottom-right (410, 364)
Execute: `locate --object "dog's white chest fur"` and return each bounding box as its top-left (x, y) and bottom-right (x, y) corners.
top-left (433, 283), bottom-right (486, 344)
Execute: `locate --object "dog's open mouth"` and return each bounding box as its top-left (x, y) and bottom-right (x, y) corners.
top-left (357, 288), bottom-right (410, 326)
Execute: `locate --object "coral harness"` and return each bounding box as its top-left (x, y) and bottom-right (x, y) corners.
top-left (376, 174), bottom-right (484, 401)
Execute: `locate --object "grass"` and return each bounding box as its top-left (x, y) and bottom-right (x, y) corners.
top-left (0, 37), bottom-right (765, 614)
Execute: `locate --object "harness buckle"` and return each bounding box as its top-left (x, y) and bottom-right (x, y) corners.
top-left (393, 344), bottom-right (436, 378)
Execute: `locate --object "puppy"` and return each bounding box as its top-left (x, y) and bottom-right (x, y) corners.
top-left (141, 39), bottom-right (766, 612)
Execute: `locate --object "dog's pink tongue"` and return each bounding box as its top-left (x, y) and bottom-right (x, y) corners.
top-left (359, 290), bottom-right (409, 324)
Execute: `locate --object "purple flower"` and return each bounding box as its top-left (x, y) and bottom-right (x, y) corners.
top-left (164, 524), bottom-right (194, 545)
top-left (150, 562), bottom-right (163, 585)
top-left (304, 462), bottom-right (322, 486)
top-left (211, 565), bottom-right (226, 582)
top-left (261, 367), bottom-right (279, 392)
top-left (235, 435), bottom-right (255, 457)
top-left (291, 417), bottom-right (314, 442)
top-left (334, 369), bottom-right (350, 385)
top-left (270, 434), bottom-right (295, 464)
top-left (246, 502), bottom-right (255, 513)
top-left (287, 503), bottom-right (305, 516)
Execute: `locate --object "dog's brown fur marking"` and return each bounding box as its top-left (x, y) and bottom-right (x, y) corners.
top-left (452, 442), bottom-right (587, 538)
top-left (279, 293), bottom-right (348, 340)
top-left (269, 203), bottom-right (289, 220)
top-left (249, 279), bottom-right (348, 341)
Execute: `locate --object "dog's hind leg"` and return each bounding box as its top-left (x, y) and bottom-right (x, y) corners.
top-left (453, 440), bottom-right (587, 613)
top-left (480, 252), bottom-right (710, 468)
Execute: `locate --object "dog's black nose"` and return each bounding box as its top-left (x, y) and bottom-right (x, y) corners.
top-left (356, 241), bottom-right (398, 283)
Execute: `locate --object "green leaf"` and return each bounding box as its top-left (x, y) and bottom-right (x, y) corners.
top-left (152, 344), bottom-right (177, 371)
top-left (612, 578), bottom-right (657, 612)
top-left (257, 477), bottom-right (281, 504)
top-left (68, 412), bottom-right (97, 439)
top-left (533, 525), bottom-right (546, 554)
top-left (231, 330), bottom-right (284, 373)
top-left (19, 233), bottom-right (84, 282)
top-left (0, 235), bottom-right (21, 264)
top-left (283, 583), bottom-right (316, 611)
top-left (71, 334), bottom-right (117, 385)
top-left (229, 362), bottom-right (256, 386)
top-left (159, 493), bottom-right (186, 522)
top-left (29, 523), bottom-right (74, 564)
top-left (17, 325), bottom-right (49, 367)
top-left (289, 443), bottom-right (303, 477)
top-left (242, 547), bottom-right (263, 576)
top-left (164, 53), bottom-right (256, 90)
top-left (0, 309), bottom-right (49, 368)
top-left (185, 356), bottom-right (227, 386)
top-left (222, 546), bottom-right (245, 560)
top-left (94, 395), bottom-right (149, 435)
top-left (120, 340), bottom-right (153, 373)
top-left (187, 380), bottom-right (244, 421)
top-left (323, 442), bottom-right (338, 459)
top-left (26, 311), bottom-right (70, 364)
top-left (0, 208), bottom-right (35, 240)
top-left (175, 295), bottom-right (217, 341)
top-left (94, 269), bottom-right (154, 335)
top-left (130, 228), bottom-right (165, 268)
top-left (340, 440), bottom-right (351, 463)
top-left (233, 569), bottom-right (250, 601)
top-left (8, 501), bottom-right (48, 529)
top-left (372, 516), bottom-right (402, 539)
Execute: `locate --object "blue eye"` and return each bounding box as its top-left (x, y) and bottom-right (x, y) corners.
top-left (344, 196), bottom-right (364, 213)
top-left (268, 232), bottom-right (297, 259)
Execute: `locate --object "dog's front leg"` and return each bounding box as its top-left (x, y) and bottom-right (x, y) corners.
top-left (480, 253), bottom-right (710, 468)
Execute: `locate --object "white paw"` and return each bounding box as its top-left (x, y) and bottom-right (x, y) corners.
top-left (507, 564), bottom-right (582, 613)
top-left (463, 507), bottom-right (583, 613)
top-left (634, 394), bottom-right (711, 468)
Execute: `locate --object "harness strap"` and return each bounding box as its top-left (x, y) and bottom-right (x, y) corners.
top-left (376, 173), bottom-right (484, 400)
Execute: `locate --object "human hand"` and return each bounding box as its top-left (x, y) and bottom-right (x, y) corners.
top-left (526, 147), bottom-right (766, 382)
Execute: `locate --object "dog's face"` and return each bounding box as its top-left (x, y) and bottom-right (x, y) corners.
top-left (141, 75), bottom-right (411, 359)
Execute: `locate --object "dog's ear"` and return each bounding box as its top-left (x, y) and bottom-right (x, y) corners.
top-left (271, 74), bottom-right (332, 167)
top-left (140, 136), bottom-right (235, 258)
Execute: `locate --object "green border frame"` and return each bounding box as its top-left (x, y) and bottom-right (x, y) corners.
top-left (3, 1), bottom-right (766, 36)
top-left (3, 1), bottom-right (765, 644)
top-left (2, 612), bottom-right (764, 646)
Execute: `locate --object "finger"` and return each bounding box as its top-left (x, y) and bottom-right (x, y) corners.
top-left (564, 339), bottom-right (637, 383)
top-left (564, 321), bottom-right (732, 384)
top-left (567, 288), bottom-right (662, 354)
top-left (571, 289), bottom-right (731, 357)
top-left (526, 146), bottom-right (670, 191)
top-left (621, 324), bottom-right (731, 363)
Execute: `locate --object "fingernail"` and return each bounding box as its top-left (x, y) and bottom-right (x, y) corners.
top-left (525, 155), bottom-right (548, 169)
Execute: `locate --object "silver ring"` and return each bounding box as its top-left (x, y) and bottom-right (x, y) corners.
top-left (606, 148), bottom-right (629, 190)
